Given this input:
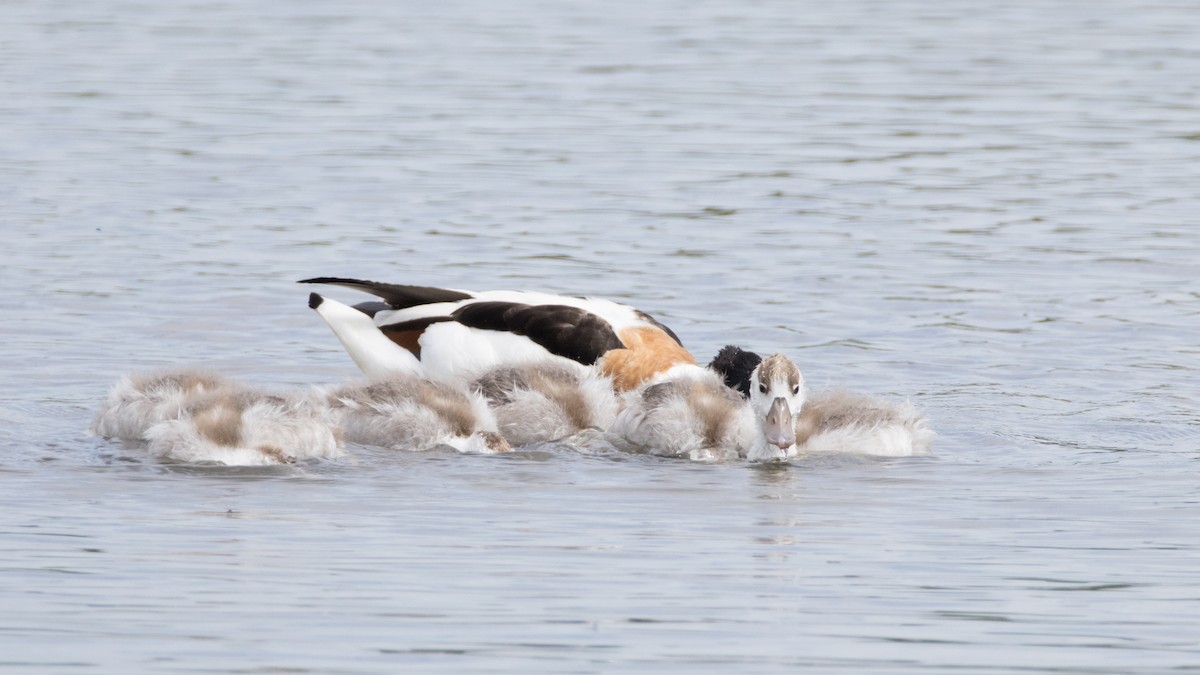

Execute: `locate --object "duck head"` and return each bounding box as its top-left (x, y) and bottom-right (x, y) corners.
top-left (746, 353), bottom-right (806, 460)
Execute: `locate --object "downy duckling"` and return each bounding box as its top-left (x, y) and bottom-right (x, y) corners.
top-left (611, 366), bottom-right (762, 461)
top-left (471, 363), bottom-right (619, 447)
top-left (325, 375), bottom-right (511, 454)
top-left (711, 346), bottom-right (934, 458)
top-left (93, 370), bottom-right (342, 465)
top-left (92, 370), bottom-right (232, 441)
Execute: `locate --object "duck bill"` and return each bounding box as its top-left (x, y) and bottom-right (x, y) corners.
top-left (764, 397), bottom-right (796, 451)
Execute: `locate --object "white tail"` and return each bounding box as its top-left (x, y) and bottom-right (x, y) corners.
top-left (309, 293), bottom-right (423, 378)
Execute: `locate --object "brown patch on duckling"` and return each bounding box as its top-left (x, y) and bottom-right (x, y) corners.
top-left (477, 431), bottom-right (513, 453)
top-left (256, 444), bottom-right (295, 464)
top-left (689, 381), bottom-right (744, 447)
top-left (794, 406), bottom-right (820, 446)
top-left (757, 353), bottom-right (801, 391)
top-left (191, 395), bottom-right (244, 447)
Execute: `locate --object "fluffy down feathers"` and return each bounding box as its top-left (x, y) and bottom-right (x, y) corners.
top-left (472, 364), bottom-right (619, 447)
top-left (325, 375), bottom-right (512, 454)
top-left (612, 367), bottom-right (757, 462)
top-left (796, 390), bottom-right (934, 457)
top-left (92, 370), bottom-right (343, 465)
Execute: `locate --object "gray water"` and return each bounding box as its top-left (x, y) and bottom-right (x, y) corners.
top-left (2, 0), bottom-right (1199, 671)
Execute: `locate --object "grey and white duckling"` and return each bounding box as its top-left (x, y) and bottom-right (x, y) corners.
top-left (471, 364), bottom-right (619, 447)
top-left (710, 346), bottom-right (934, 458)
top-left (607, 347), bottom-right (809, 463)
top-left (92, 370), bottom-right (343, 465)
top-left (610, 365), bottom-right (763, 461)
top-left (92, 370), bottom-right (231, 441)
top-left (325, 375), bottom-right (512, 454)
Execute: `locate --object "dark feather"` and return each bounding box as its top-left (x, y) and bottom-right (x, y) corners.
top-left (351, 301), bottom-right (393, 318)
top-left (708, 345), bottom-right (762, 398)
top-left (451, 302), bottom-right (624, 365)
top-left (299, 277), bottom-right (473, 308)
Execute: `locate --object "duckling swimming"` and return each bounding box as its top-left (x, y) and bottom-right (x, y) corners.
top-left (325, 375), bottom-right (511, 454)
top-left (611, 366), bottom-right (762, 461)
top-left (92, 370), bottom-right (232, 441)
top-left (93, 370), bottom-right (343, 465)
top-left (471, 364), bottom-right (619, 447)
top-left (711, 346), bottom-right (934, 458)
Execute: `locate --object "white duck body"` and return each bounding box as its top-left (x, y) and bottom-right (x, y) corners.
top-left (326, 375), bottom-right (511, 454)
top-left (612, 364), bottom-right (783, 462)
top-left (93, 370), bottom-right (343, 466)
top-left (301, 278), bottom-right (695, 391)
top-left (471, 364), bottom-right (619, 447)
top-left (308, 293), bottom-right (422, 378)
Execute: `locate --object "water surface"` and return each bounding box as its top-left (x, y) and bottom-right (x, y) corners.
top-left (2, 0), bottom-right (1198, 672)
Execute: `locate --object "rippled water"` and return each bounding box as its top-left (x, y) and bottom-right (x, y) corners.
top-left (3, 0), bottom-right (1199, 671)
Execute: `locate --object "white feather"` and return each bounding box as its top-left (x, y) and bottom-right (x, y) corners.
top-left (312, 296), bottom-right (422, 378)
top-left (418, 323), bottom-right (589, 382)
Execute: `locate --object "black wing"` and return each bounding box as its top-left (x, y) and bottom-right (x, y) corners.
top-left (451, 302), bottom-right (624, 366)
top-left (299, 277), bottom-right (473, 308)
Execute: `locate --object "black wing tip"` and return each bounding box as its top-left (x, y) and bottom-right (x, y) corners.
top-left (298, 276), bottom-right (371, 285)
top-left (308, 292), bottom-right (324, 310)
top-left (296, 277), bottom-right (474, 307)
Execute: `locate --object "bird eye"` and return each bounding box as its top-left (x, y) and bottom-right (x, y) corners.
top-left (758, 383), bottom-right (767, 394)
top-left (792, 385), bottom-right (800, 395)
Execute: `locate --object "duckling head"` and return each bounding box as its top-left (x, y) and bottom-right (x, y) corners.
top-left (747, 353), bottom-right (806, 459)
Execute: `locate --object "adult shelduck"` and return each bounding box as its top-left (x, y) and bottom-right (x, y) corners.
top-left (93, 370), bottom-right (344, 465)
top-left (710, 346), bottom-right (934, 457)
top-left (325, 375), bottom-right (512, 454)
top-left (301, 277), bottom-right (695, 390)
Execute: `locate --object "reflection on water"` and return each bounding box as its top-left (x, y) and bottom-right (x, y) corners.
top-left (2, 0), bottom-right (1199, 671)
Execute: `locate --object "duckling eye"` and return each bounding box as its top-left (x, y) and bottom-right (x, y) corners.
top-left (792, 385), bottom-right (800, 395)
top-left (758, 383), bottom-right (767, 394)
